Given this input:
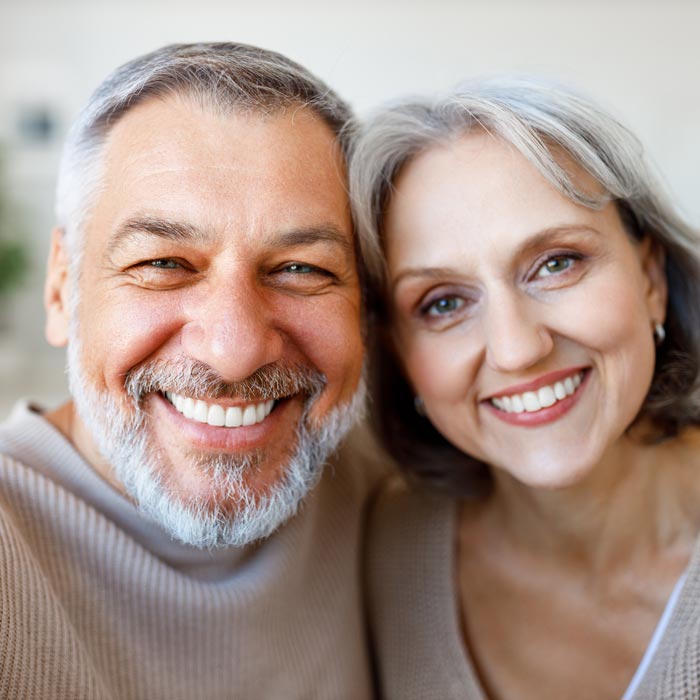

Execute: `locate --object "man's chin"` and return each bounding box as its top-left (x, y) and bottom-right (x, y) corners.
top-left (67, 342), bottom-right (367, 547)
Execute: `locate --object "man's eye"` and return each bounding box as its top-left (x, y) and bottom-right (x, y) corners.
top-left (535, 255), bottom-right (576, 278)
top-left (147, 259), bottom-right (181, 269)
top-left (424, 296), bottom-right (465, 316)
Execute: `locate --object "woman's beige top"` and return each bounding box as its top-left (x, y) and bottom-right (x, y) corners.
top-left (367, 476), bottom-right (700, 700)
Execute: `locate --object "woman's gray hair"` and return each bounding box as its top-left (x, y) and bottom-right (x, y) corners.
top-left (56, 42), bottom-right (355, 260)
top-left (350, 77), bottom-right (700, 493)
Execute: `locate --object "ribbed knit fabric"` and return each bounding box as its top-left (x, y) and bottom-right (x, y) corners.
top-left (0, 402), bottom-right (381, 700)
top-left (367, 476), bottom-right (700, 700)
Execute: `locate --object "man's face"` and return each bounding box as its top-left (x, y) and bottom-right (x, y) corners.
top-left (46, 95), bottom-right (364, 546)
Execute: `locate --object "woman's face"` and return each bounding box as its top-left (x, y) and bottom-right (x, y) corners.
top-left (385, 132), bottom-right (667, 489)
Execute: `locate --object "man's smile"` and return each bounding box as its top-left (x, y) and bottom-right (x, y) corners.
top-left (165, 391), bottom-right (275, 427)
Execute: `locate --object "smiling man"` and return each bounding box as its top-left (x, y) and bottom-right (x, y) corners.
top-left (0, 43), bottom-right (378, 699)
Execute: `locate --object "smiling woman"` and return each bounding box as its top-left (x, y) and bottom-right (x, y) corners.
top-left (351, 79), bottom-right (700, 700)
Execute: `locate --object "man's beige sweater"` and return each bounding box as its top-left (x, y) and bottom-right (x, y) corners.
top-left (0, 402), bottom-right (378, 700)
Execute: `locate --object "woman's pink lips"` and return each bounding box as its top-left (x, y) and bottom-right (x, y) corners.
top-left (485, 366), bottom-right (589, 400)
top-left (484, 369), bottom-right (590, 428)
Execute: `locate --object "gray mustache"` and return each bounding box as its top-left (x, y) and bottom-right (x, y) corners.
top-left (124, 358), bottom-right (326, 405)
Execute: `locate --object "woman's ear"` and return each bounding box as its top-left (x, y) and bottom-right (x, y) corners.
top-left (44, 227), bottom-right (71, 347)
top-left (639, 236), bottom-right (668, 325)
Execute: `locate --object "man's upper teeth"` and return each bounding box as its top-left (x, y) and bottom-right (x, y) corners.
top-left (491, 372), bottom-right (583, 413)
top-left (165, 392), bottom-right (275, 427)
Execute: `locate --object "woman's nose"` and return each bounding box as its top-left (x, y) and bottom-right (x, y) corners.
top-left (482, 292), bottom-right (554, 373)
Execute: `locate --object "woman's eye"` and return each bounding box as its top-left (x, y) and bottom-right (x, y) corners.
top-left (284, 263), bottom-right (317, 274)
top-left (424, 296), bottom-right (465, 316)
top-left (535, 255), bottom-right (575, 278)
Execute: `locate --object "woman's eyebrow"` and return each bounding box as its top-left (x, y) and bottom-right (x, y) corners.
top-left (391, 266), bottom-right (459, 290)
top-left (390, 225), bottom-right (602, 290)
top-left (514, 225), bottom-right (602, 259)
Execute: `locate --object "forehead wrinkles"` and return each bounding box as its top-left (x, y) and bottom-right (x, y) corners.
top-left (92, 101), bottom-right (349, 249)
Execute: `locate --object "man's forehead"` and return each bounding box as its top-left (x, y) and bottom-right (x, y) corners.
top-left (87, 94), bottom-right (352, 250)
top-left (101, 94), bottom-right (344, 176)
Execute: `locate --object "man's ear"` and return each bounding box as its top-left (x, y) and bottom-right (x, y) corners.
top-left (44, 227), bottom-right (71, 347)
top-left (639, 236), bottom-right (668, 325)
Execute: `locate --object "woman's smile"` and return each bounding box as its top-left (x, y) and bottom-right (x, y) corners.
top-left (483, 366), bottom-right (590, 427)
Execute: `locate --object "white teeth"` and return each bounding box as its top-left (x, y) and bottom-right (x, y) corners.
top-left (207, 404), bottom-right (225, 427)
top-left (166, 393), bottom-right (276, 428)
top-left (241, 405), bottom-right (256, 426)
top-left (522, 391), bottom-right (541, 412)
top-left (490, 371), bottom-right (585, 414)
top-left (194, 400), bottom-right (208, 423)
top-left (225, 406), bottom-right (243, 428)
top-left (538, 386), bottom-right (557, 408)
top-left (511, 395), bottom-right (525, 413)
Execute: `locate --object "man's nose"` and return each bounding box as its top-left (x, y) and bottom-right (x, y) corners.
top-left (483, 292), bottom-right (553, 373)
top-left (181, 277), bottom-right (285, 382)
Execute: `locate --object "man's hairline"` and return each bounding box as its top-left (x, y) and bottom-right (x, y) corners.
top-left (65, 91), bottom-right (350, 266)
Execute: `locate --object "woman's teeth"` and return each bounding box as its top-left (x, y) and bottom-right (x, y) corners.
top-left (490, 371), bottom-right (584, 414)
top-left (165, 392), bottom-right (275, 427)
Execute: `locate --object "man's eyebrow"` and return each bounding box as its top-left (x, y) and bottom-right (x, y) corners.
top-left (108, 216), bottom-right (210, 255)
top-left (391, 225), bottom-right (602, 289)
top-left (271, 225), bottom-right (354, 254)
top-left (107, 218), bottom-right (353, 255)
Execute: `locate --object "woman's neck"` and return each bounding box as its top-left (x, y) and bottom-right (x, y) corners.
top-left (483, 427), bottom-right (700, 576)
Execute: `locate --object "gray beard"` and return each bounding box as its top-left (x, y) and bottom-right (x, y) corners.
top-left (66, 335), bottom-right (365, 549)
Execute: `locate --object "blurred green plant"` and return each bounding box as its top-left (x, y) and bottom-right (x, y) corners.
top-left (0, 145), bottom-right (29, 300)
top-left (0, 240), bottom-right (28, 297)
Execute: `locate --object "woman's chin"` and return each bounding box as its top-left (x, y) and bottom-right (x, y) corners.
top-left (491, 449), bottom-right (605, 492)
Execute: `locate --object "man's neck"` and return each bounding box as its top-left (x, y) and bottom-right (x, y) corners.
top-left (45, 400), bottom-right (127, 496)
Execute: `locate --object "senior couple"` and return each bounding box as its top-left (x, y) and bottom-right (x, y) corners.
top-left (1, 42), bottom-right (700, 700)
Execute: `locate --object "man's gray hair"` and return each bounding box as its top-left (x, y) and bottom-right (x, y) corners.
top-left (56, 42), bottom-right (355, 258)
top-left (350, 76), bottom-right (700, 492)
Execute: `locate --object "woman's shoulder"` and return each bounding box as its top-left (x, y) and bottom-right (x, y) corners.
top-left (367, 472), bottom-right (458, 579)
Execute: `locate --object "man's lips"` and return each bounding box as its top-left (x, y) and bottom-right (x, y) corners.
top-left (152, 392), bottom-right (302, 452)
top-left (165, 391), bottom-right (275, 427)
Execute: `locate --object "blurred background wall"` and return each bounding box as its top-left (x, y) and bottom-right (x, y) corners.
top-left (1, 0), bottom-right (699, 418)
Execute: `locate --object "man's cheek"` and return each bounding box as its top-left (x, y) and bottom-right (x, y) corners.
top-left (82, 299), bottom-right (183, 389)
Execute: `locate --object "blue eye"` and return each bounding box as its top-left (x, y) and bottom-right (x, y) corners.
top-left (536, 255), bottom-right (574, 277)
top-left (148, 259), bottom-right (181, 269)
top-left (284, 264), bottom-right (317, 274)
top-left (425, 296), bottom-right (464, 316)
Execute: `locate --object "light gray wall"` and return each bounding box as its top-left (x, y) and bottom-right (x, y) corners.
top-left (1, 0), bottom-right (699, 417)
